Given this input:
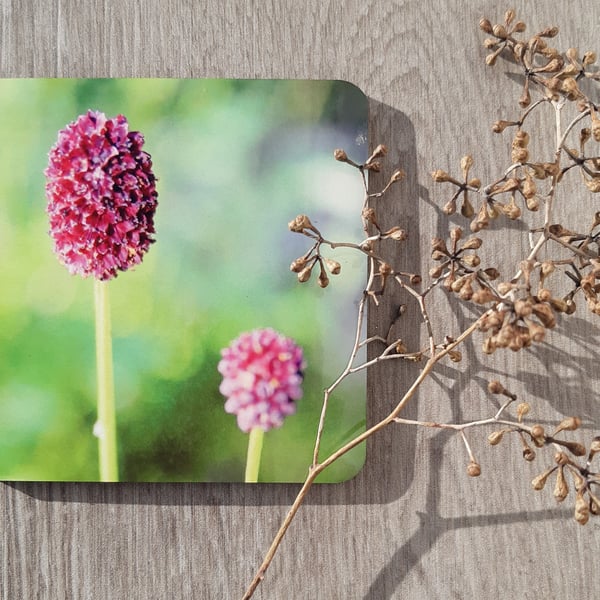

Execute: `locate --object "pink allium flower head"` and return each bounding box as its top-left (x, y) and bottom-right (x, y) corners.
top-left (218, 328), bottom-right (306, 433)
top-left (45, 110), bottom-right (158, 281)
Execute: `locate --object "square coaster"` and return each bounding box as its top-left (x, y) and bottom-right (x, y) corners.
top-left (0, 79), bottom-right (367, 482)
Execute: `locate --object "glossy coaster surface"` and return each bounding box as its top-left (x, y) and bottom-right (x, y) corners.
top-left (0, 79), bottom-right (367, 482)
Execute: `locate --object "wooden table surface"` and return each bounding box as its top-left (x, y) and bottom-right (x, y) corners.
top-left (2, 1), bottom-right (599, 598)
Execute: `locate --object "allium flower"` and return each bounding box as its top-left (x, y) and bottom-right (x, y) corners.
top-left (45, 110), bottom-right (158, 280)
top-left (218, 328), bottom-right (305, 433)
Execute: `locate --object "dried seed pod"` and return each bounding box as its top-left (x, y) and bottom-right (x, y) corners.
top-left (553, 466), bottom-right (569, 502)
top-left (566, 47), bottom-right (579, 62)
top-left (378, 262), bottom-right (392, 276)
top-left (553, 416), bottom-right (582, 435)
top-left (288, 214), bottom-right (314, 233)
top-left (557, 440), bottom-right (586, 457)
top-left (561, 77), bottom-right (582, 101)
top-left (390, 169), bottom-right (406, 183)
top-left (290, 257), bottom-right (308, 273)
top-left (461, 237), bottom-right (483, 250)
top-left (492, 24), bottom-right (507, 38)
top-left (461, 196), bottom-right (475, 218)
top-left (488, 430), bottom-right (505, 446)
top-left (467, 461), bottom-right (481, 477)
top-left (523, 447), bottom-right (536, 461)
top-left (583, 51), bottom-right (597, 65)
top-left (565, 299), bottom-right (576, 315)
top-left (317, 268), bottom-right (330, 288)
top-left (364, 160), bottom-right (381, 172)
top-left (525, 319), bottom-right (546, 343)
top-left (431, 237), bottom-right (449, 253)
top-left (443, 270), bottom-right (456, 290)
top-left (510, 328), bottom-right (530, 351)
top-left (458, 279), bottom-right (474, 300)
top-left (487, 203), bottom-right (501, 220)
top-left (483, 267), bottom-right (500, 280)
top-left (460, 155), bottom-right (474, 177)
top-left (537, 288), bottom-right (552, 302)
top-left (488, 380), bottom-right (505, 394)
top-left (522, 172), bottom-right (537, 199)
top-left (541, 261), bottom-right (555, 278)
top-left (297, 266), bottom-right (312, 283)
top-left (519, 83), bottom-right (531, 108)
top-left (504, 8), bottom-right (515, 24)
top-left (503, 196), bottom-right (521, 220)
top-left (580, 127), bottom-right (592, 147)
top-left (513, 130), bottom-right (530, 148)
top-left (584, 177), bottom-right (600, 193)
top-left (479, 18), bottom-right (493, 33)
top-left (333, 148), bottom-right (348, 162)
top-left (589, 436), bottom-right (600, 455)
top-left (429, 264), bottom-right (445, 279)
top-left (448, 350), bottom-right (462, 362)
top-left (369, 144), bottom-right (387, 160)
top-left (524, 195), bottom-right (540, 211)
top-left (324, 258), bottom-right (341, 275)
top-left (592, 111), bottom-right (600, 142)
top-left (461, 254), bottom-right (481, 268)
top-left (514, 298), bottom-right (533, 318)
top-left (395, 339), bottom-right (408, 354)
top-left (493, 120), bottom-right (514, 133)
top-left (539, 26), bottom-right (559, 38)
top-left (530, 424), bottom-right (546, 447)
top-left (513, 41), bottom-right (526, 61)
top-left (532, 467), bottom-right (556, 490)
top-left (575, 492), bottom-right (590, 525)
top-left (531, 303), bottom-right (556, 328)
top-left (554, 451), bottom-right (570, 465)
top-left (482, 337), bottom-right (496, 354)
top-left (570, 469), bottom-right (586, 493)
top-left (431, 169), bottom-right (453, 182)
top-left (388, 227), bottom-right (408, 241)
top-left (471, 203), bottom-right (490, 232)
top-left (516, 402), bottom-right (530, 421)
top-left (471, 288), bottom-right (496, 304)
top-left (450, 227), bottom-right (463, 243)
top-left (443, 197), bottom-right (457, 217)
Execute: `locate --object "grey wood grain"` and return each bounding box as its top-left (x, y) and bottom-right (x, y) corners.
top-left (2, 1), bottom-right (600, 599)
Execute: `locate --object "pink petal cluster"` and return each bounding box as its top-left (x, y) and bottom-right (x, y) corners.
top-left (218, 328), bottom-right (305, 433)
top-left (45, 110), bottom-right (158, 281)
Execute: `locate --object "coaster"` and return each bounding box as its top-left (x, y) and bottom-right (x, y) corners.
top-left (0, 79), bottom-right (367, 482)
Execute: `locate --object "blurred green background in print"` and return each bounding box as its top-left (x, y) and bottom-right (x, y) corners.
top-left (0, 79), bottom-right (368, 482)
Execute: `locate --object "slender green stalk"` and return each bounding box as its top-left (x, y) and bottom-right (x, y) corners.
top-left (245, 427), bottom-right (265, 483)
top-left (94, 279), bottom-right (119, 482)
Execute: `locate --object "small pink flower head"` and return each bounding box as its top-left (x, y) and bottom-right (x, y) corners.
top-left (218, 328), bottom-right (306, 433)
top-left (45, 110), bottom-right (158, 281)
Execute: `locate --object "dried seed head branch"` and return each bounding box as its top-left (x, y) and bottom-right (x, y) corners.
top-left (244, 10), bottom-right (600, 598)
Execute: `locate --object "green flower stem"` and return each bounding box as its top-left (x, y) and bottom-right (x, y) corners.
top-left (94, 279), bottom-right (119, 482)
top-left (245, 427), bottom-right (265, 483)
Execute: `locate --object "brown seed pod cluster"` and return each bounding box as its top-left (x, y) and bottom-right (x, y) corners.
top-left (429, 227), bottom-right (497, 293)
top-left (432, 156), bottom-right (549, 233)
top-left (531, 436), bottom-right (600, 525)
top-left (290, 146), bottom-right (409, 293)
top-left (485, 382), bottom-right (598, 525)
